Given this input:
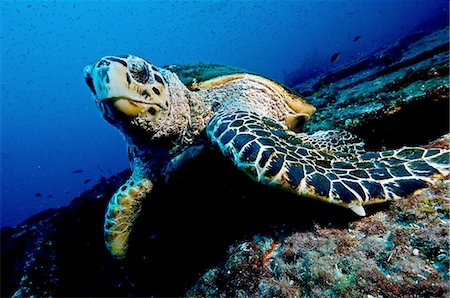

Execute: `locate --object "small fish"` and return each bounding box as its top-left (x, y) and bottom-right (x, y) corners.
top-left (83, 179), bottom-right (91, 184)
top-left (34, 192), bottom-right (42, 197)
top-left (330, 52), bottom-right (341, 63)
top-left (72, 169), bottom-right (83, 174)
top-left (46, 194), bottom-right (53, 198)
top-left (353, 35), bottom-right (362, 42)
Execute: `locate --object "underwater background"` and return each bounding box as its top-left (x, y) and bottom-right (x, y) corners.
top-left (1, 0), bottom-right (449, 227)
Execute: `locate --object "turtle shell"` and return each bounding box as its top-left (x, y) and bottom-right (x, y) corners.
top-left (164, 62), bottom-right (306, 100)
top-left (164, 62), bottom-right (316, 129)
top-left (164, 62), bottom-right (252, 90)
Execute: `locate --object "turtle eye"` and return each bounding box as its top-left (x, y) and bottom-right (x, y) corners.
top-left (129, 60), bottom-right (150, 84)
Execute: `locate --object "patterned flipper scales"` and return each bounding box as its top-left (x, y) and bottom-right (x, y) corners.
top-left (206, 110), bottom-right (449, 216)
top-left (294, 130), bottom-right (366, 155)
top-left (104, 175), bottom-right (153, 258)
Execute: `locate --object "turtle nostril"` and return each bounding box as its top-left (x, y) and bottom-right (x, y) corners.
top-left (97, 59), bottom-right (110, 67)
top-left (85, 74), bottom-right (96, 95)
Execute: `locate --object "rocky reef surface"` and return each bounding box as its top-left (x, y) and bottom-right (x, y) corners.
top-left (1, 27), bottom-right (449, 297)
top-left (189, 157), bottom-right (449, 297)
top-left (289, 28), bottom-right (449, 150)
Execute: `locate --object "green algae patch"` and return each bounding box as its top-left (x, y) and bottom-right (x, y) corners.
top-left (164, 62), bottom-right (251, 88)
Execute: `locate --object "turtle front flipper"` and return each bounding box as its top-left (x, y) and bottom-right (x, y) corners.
top-left (206, 110), bottom-right (449, 216)
top-left (296, 130), bottom-right (366, 155)
top-left (104, 174), bottom-right (153, 258)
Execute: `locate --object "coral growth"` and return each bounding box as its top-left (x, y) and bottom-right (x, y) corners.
top-left (189, 179), bottom-right (449, 297)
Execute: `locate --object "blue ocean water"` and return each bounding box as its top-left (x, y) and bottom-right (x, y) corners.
top-left (1, 0), bottom-right (448, 227)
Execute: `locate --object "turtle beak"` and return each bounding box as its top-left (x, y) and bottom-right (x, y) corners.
top-left (84, 65), bottom-right (96, 96)
top-left (84, 61), bottom-right (147, 117)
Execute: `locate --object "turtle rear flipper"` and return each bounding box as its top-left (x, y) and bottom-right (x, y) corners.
top-left (206, 110), bottom-right (449, 216)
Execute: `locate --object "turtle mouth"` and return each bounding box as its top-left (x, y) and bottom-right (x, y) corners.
top-left (104, 97), bottom-right (148, 116)
top-left (101, 96), bottom-right (153, 105)
top-left (102, 96), bottom-right (165, 116)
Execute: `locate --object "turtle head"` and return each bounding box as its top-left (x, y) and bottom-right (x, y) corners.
top-left (84, 55), bottom-right (180, 142)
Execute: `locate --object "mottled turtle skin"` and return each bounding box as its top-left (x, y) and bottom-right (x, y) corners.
top-left (84, 55), bottom-right (449, 259)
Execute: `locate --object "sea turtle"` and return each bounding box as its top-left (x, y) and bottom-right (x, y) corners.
top-left (83, 55), bottom-right (449, 259)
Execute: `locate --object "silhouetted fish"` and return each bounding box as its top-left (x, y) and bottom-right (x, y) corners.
top-left (330, 52), bottom-right (341, 63)
top-left (34, 192), bottom-right (42, 197)
top-left (83, 179), bottom-right (91, 184)
top-left (46, 194), bottom-right (53, 198)
top-left (72, 169), bottom-right (83, 174)
top-left (353, 35), bottom-right (362, 42)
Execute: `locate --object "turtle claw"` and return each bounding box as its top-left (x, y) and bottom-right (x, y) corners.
top-left (349, 204), bottom-right (366, 216)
